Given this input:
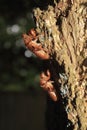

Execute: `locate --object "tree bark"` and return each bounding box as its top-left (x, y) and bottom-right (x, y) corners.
top-left (33, 0), bottom-right (87, 130)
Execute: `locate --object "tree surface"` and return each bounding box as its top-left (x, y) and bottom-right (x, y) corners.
top-left (33, 0), bottom-right (87, 130)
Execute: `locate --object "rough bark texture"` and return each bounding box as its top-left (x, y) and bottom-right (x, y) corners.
top-left (33, 0), bottom-right (87, 130)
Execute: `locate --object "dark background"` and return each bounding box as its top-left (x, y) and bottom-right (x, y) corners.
top-left (0, 0), bottom-right (43, 91)
top-left (0, 0), bottom-right (50, 130)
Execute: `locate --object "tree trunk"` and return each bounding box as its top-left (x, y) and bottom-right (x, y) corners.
top-left (33, 0), bottom-right (87, 130)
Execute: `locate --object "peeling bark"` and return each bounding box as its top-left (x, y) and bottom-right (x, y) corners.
top-left (33, 0), bottom-right (87, 130)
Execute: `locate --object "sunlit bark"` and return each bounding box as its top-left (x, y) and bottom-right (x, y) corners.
top-left (34, 0), bottom-right (87, 129)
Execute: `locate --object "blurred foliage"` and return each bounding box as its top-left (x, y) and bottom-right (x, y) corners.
top-left (0, 0), bottom-right (45, 91)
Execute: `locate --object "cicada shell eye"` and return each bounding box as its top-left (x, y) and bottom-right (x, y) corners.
top-left (46, 70), bottom-right (51, 78)
top-left (30, 29), bottom-right (36, 37)
top-left (40, 72), bottom-right (46, 79)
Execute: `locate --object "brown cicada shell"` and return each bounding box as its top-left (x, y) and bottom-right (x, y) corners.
top-left (22, 29), bottom-right (50, 60)
top-left (40, 70), bottom-right (57, 101)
